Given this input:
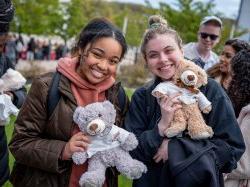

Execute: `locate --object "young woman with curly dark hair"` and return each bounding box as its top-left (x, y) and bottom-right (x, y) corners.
top-left (224, 49), bottom-right (250, 187)
top-left (207, 39), bottom-right (250, 90)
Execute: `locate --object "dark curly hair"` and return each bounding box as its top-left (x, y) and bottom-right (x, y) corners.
top-left (207, 39), bottom-right (250, 81)
top-left (225, 39), bottom-right (250, 53)
top-left (227, 49), bottom-right (250, 117)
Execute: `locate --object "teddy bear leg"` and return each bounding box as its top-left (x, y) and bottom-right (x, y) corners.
top-left (79, 156), bottom-right (107, 187)
top-left (72, 151), bottom-right (88, 165)
top-left (114, 150), bottom-right (147, 179)
top-left (186, 104), bottom-right (214, 139)
top-left (164, 109), bottom-right (187, 138)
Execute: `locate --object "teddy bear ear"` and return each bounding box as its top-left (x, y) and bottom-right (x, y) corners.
top-left (103, 100), bottom-right (115, 111)
top-left (73, 106), bottom-right (84, 124)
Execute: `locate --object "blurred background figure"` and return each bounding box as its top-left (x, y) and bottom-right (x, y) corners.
top-left (184, 16), bottom-right (222, 71)
top-left (26, 37), bottom-right (36, 61)
top-left (5, 33), bottom-right (17, 66)
top-left (0, 0), bottom-right (15, 186)
top-left (207, 39), bottom-right (250, 91)
top-left (224, 49), bottom-right (250, 187)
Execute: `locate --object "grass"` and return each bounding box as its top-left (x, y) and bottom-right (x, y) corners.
top-left (3, 87), bottom-right (135, 187)
top-left (3, 117), bottom-right (15, 187)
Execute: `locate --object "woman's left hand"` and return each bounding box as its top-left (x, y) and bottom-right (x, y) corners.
top-left (153, 139), bottom-right (169, 163)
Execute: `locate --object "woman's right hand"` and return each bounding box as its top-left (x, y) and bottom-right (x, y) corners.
top-left (157, 93), bottom-right (182, 136)
top-left (62, 132), bottom-right (90, 160)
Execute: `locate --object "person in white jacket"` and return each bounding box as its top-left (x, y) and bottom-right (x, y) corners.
top-left (224, 49), bottom-right (250, 187)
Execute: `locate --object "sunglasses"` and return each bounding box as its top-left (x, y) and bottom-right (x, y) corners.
top-left (199, 32), bottom-right (219, 41)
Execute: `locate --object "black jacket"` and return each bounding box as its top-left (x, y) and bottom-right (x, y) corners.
top-left (0, 53), bottom-right (26, 186)
top-left (124, 77), bottom-right (245, 187)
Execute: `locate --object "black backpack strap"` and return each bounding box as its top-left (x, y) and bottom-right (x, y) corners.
top-left (117, 85), bottom-right (127, 115)
top-left (47, 72), bottom-right (61, 118)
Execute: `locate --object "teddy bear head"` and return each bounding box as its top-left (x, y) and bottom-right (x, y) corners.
top-left (174, 59), bottom-right (208, 89)
top-left (73, 101), bottom-right (116, 136)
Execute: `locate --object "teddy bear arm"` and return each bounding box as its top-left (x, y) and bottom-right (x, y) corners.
top-left (196, 92), bottom-right (212, 113)
top-left (120, 133), bottom-right (138, 151)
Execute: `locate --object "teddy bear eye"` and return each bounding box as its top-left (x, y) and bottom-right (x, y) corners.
top-left (98, 113), bottom-right (102, 117)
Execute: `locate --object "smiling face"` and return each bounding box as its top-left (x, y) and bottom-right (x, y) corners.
top-left (219, 45), bottom-right (236, 73)
top-left (145, 34), bottom-right (184, 81)
top-left (76, 37), bottom-right (122, 84)
top-left (197, 24), bottom-right (221, 51)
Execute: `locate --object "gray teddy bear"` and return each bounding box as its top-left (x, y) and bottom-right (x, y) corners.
top-left (72, 100), bottom-right (147, 187)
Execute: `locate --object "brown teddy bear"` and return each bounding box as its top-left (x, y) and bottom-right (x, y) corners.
top-left (152, 59), bottom-right (214, 139)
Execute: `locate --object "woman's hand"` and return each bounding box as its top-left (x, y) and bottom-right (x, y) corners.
top-left (62, 132), bottom-right (90, 160)
top-left (157, 93), bottom-right (182, 136)
top-left (153, 139), bottom-right (169, 163)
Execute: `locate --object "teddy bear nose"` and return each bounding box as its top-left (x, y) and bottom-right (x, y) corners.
top-left (89, 123), bottom-right (98, 131)
top-left (187, 75), bottom-right (195, 81)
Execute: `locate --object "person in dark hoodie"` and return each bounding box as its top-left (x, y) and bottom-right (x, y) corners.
top-left (0, 0), bottom-right (26, 186)
top-left (9, 17), bottom-right (129, 187)
top-left (124, 15), bottom-right (245, 187)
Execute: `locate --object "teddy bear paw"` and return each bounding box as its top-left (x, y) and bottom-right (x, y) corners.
top-left (123, 160), bottom-right (147, 179)
top-left (164, 127), bottom-right (183, 138)
top-left (191, 130), bottom-right (213, 140)
top-left (79, 172), bottom-right (105, 187)
top-left (202, 105), bottom-right (212, 114)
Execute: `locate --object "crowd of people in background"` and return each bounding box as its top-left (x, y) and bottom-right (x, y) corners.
top-left (4, 33), bottom-right (69, 66)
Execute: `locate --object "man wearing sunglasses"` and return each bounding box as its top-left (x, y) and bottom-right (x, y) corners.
top-left (184, 16), bottom-right (222, 71)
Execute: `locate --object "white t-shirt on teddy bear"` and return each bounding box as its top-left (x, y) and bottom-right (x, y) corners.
top-left (86, 125), bottom-right (130, 158)
top-left (152, 82), bottom-right (211, 111)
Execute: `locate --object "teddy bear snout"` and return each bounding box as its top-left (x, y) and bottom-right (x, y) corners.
top-left (89, 123), bottom-right (98, 131)
top-left (180, 70), bottom-right (198, 86)
top-left (187, 75), bottom-right (195, 81)
top-left (87, 119), bottom-right (106, 135)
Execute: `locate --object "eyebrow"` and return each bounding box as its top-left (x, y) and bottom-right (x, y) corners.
top-left (92, 47), bottom-right (120, 60)
top-left (147, 46), bottom-right (174, 54)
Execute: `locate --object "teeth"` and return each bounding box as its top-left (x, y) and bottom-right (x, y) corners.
top-left (160, 64), bottom-right (172, 70)
top-left (91, 69), bottom-right (104, 78)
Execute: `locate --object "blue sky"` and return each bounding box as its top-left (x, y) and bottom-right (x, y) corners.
top-left (110, 0), bottom-right (241, 19)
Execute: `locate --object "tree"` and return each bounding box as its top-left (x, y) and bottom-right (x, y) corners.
top-left (158, 0), bottom-right (217, 44)
top-left (12, 0), bottom-right (62, 35)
